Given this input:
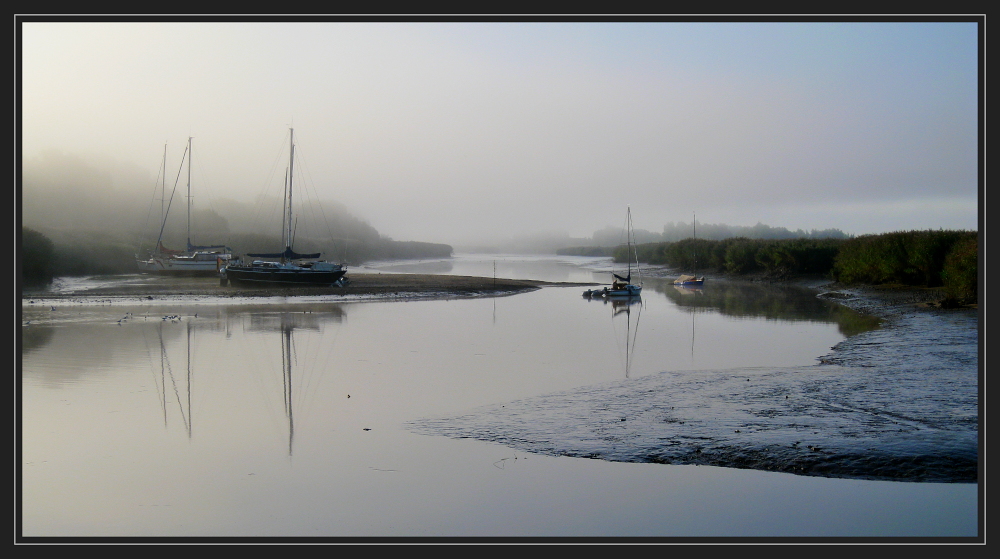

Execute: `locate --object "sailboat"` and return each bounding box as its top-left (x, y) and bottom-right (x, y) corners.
top-left (222, 128), bottom-right (347, 287)
top-left (593, 207), bottom-right (642, 298)
top-left (137, 138), bottom-right (233, 275)
top-left (673, 212), bottom-right (705, 287)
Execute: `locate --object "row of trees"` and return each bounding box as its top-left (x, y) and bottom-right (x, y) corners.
top-left (613, 230), bottom-right (978, 304)
top-left (589, 221), bottom-right (849, 247)
top-left (629, 237), bottom-right (843, 276)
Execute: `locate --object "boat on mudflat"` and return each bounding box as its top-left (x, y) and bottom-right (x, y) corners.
top-left (137, 138), bottom-right (233, 276)
top-left (221, 128), bottom-right (346, 287)
top-left (224, 254), bottom-right (346, 287)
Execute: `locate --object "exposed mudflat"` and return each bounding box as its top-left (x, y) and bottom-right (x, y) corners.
top-left (409, 284), bottom-right (980, 483)
top-left (22, 272), bottom-right (579, 302)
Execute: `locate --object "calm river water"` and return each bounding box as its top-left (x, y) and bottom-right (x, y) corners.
top-left (19, 254), bottom-right (978, 539)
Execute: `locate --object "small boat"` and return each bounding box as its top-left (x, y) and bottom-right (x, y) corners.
top-left (137, 242), bottom-right (233, 275)
top-left (222, 128), bottom-right (346, 287)
top-left (673, 212), bottom-right (705, 287)
top-left (606, 283), bottom-right (643, 297)
top-left (673, 274), bottom-right (704, 287)
top-left (137, 138), bottom-right (233, 275)
top-left (223, 258), bottom-right (347, 287)
top-left (605, 207), bottom-right (642, 298)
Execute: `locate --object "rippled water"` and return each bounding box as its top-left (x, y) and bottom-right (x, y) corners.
top-left (19, 255), bottom-right (979, 539)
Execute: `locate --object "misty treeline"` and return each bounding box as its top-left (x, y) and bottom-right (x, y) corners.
top-left (555, 220), bottom-right (849, 257)
top-left (591, 221), bottom-right (849, 247)
top-left (473, 221), bottom-right (849, 255)
top-left (20, 150), bottom-right (451, 279)
top-left (609, 230), bottom-right (977, 304)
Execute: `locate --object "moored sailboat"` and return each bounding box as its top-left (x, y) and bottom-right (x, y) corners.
top-left (588, 207), bottom-right (642, 298)
top-left (137, 138), bottom-right (233, 275)
top-left (673, 212), bottom-right (705, 287)
top-left (222, 128), bottom-right (347, 287)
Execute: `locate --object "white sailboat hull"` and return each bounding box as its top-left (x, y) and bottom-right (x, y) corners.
top-left (137, 138), bottom-right (232, 276)
top-left (137, 252), bottom-right (231, 275)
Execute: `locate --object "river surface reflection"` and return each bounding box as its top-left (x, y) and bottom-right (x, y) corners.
top-left (20, 255), bottom-right (977, 539)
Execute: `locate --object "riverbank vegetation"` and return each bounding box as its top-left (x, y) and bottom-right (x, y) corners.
top-left (608, 230), bottom-right (978, 304)
top-left (21, 227), bottom-right (56, 287)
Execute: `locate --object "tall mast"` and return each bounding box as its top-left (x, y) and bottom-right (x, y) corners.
top-left (186, 137), bottom-right (193, 250)
top-left (287, 128), bottom-right (295, 253)
top-left (693, 211), bottom-right (697, 276)
top-left (627, 207), bottom-right (632, 279)
top-left (155, 142), bottom-right (188, 250)
top-left (158, 142), bottom-right (167, 248)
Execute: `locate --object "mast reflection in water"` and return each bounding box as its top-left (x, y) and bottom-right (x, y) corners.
top-left (20, 257), bottom-right (975, 538)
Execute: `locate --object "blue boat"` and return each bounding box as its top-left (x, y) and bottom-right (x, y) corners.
top-left (607, 208), bottom-right (642, 297)
top-left (222, 128), bottom-right (346, 287)
top-left (672, 274), bottom-right (704, 287)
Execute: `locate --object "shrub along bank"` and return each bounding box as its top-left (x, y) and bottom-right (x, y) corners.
top-left (612, 230), bottom-right (978, 304)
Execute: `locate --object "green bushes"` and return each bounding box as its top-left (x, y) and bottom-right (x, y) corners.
top-left (831, 230), bottom-right (977, 289)
top-left (613, 230), bottom-right (977, 295)
top-left (722, 238), bottom-right (758, 274)
top-left (941, 236), bottom-right (978, 304)
top-left (621, 237), bottom-right (845, 277)
top-left (21, 227), bottom-right (56, 287)
top-left (22, 227), bottom-right (137, 280)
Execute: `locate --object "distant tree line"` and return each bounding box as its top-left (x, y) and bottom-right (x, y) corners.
top-left (559, 221), bottom-right (849, 258)
top-left (21, 189), bottom-right (453, 282)
top-left (586, 221), bottom-right (849, 248)
top-left (20, 150), bottom-right (453, 283)
top-left (659, 221), bottom-right (849, 242)
top-left (610, 230), bottom-right (977, 304)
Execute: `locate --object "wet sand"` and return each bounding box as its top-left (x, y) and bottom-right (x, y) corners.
top-left (409, 283), bottom-right (980, 483)
top-left (23, 273), bottom-right (592, 300)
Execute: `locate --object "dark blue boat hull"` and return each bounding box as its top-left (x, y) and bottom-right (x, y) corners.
top-left (224, 266), bottom-right (347, 286)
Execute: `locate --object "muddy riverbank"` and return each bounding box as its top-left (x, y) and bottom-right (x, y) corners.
top-left (409, 281), bottom-right (981, 483)
top-left (21, 272), bottom-right (587, 301)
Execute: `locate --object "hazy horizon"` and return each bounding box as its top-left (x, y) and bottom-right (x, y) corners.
top-left (19, 18), bottom-right (981, 247)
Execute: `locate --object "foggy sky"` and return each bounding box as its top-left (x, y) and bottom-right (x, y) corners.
top-left (19, 18), bottom-right (980, 246)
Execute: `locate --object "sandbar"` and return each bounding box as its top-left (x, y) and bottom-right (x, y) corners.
top-left (22, 273), bottom-right (593, 300)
